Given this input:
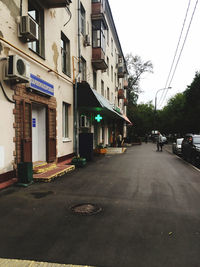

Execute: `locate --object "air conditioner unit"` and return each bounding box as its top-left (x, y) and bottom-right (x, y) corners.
top-left (80, 115), bottom-right (90, 127)
top-left (3, 55), bottom-right (30, 84)
top-left (19, 15), bottom-right (38, 42)
top-left (83, 35), bottom-right (91, 47)
top-left (118, 57), bottom-right (123, 65)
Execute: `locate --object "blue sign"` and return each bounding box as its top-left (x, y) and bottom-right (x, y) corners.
top-left (32, 118), bottom-right (36, 127)
top-left (29, 73), bottom-right (54, 96)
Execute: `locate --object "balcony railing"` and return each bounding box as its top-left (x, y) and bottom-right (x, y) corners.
top-left (92, 1), bottom-right (105, 15)
top-left (118, 66), bottom-right (125, 78)
top-left (118, 89), bottom-right (125, 99)
top-left (92, 47), bottom-right (108, 70)
top-left (124, 80), bottom-right (128, 89)
top-left (41, 0), bottom-right (71, 8)
top-left (91, 1), bottom-right (108, 29)
top-left (124, 98), bottom-right (128, 106)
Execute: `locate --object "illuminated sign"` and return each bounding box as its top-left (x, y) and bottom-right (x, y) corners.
top-left (95, 114), bottom-right (103, 122)
top-left (29, 73), bottom-right (54, 96)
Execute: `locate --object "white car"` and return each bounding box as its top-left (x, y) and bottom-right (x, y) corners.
top-left (172, 138), bottom-right (183, 155)
top-left (162, 136), bottom-right (167, 144)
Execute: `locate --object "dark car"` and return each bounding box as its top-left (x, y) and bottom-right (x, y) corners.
top-left (172, 138), bottom-right (183, 155)
top-left (182, 134), bottom-right (200, 167)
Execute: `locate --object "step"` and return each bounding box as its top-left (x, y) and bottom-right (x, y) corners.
top-left (33, 165), bottom-right (75, 182)
top-left (33, 162), bottom-right (57, 174)
top-left (0, 178), bottom-right (18, 190)
top-left (106, 147), bottom-right (127, 154)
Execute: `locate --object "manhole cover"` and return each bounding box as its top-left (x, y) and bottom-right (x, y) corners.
top-left (70, 203), bottom-right (102, 215)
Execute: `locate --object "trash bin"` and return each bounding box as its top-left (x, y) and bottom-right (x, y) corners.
top-left (17, 162), bottom-right (33, 184)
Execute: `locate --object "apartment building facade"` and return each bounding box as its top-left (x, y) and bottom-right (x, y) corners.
top-left (0, 0), bottom-right (130, 181)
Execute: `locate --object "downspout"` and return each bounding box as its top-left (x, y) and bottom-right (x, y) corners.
top-left (20, 0), bottom-right (22, 16)
top-left (74, 0), bottom-right (81, 157)
top-left (77, 0), bottom-right (81, 75)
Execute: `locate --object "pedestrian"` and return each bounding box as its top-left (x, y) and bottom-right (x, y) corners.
top-left (156, 132), bottom-right (163, 151)
top-left (117, 133), bottom-right (122, 147)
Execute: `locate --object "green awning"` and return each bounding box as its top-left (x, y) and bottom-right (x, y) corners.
top-left (77, 82), bottom-right (132, 124)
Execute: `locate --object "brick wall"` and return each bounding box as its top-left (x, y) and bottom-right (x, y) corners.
top-left (12, 84), bottom-right (57, 167)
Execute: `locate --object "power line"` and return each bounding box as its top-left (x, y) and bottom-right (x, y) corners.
top-left (159, 0), bottom-right (191, 103)
top-left (157, 0), bottom-right (192, 107)
top-left (158, 0), bottom-right (198, 108)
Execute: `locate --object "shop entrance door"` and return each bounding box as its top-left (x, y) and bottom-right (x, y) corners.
top-left (32, 103), bottom-right (46, 162)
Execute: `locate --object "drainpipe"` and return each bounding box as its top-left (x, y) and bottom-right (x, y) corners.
top-left (77, 0), bottom-right (81, 75)
top-left (74, 0), bottom-right (81, 157)
top-left (20, 0), bottom-right (22, 16)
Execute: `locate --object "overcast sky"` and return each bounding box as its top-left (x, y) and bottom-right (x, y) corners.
top-left (108, 0), bottom-right (200, 109)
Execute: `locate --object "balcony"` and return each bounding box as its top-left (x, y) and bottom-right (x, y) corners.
top-left (118, 89), bottom-right (125, 99)
top-left (41, 0), bottom-right (71, 8)
top-left (124, 98), bottom-right (128, 106)
top-left (124, 80), bottom-right (128, 89)
top-left (91, 2), bottom-right (108, 29)
top-left (118, 66), bottom-right (125, 78)
top-left (92, 47), bottom-right (108, 71)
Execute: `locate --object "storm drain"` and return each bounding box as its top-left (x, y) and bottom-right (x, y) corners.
top-left (70, 203), bottom-right (102, 215)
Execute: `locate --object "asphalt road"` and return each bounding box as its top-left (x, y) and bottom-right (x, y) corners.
top-left (0, 143), bottom-right (200, 267)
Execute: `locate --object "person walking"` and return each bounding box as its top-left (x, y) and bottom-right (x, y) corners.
top-left (156, 132), bottom-right (163, 151)
top-left (117, 133), bottom-right (122, 147)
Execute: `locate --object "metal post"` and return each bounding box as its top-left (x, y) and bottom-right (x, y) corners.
top-left (74, 79), bottom-right (79, 157)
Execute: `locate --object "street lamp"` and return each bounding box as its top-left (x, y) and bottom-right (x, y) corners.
top-left (153, 87), bottom-right (172, 133)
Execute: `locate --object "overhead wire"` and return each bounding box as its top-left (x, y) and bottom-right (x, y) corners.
top-left (158, 0), bottom-right (191, 105)
top-left (158, 0), bottom-right (199, 109)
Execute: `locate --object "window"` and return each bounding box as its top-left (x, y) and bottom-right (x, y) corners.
top-left (92, 20), bottom-right (106, 53)
top-left (62, 102), bottom-right (70, 139)
top-left (107, 87), bottom-right (110, 100)
top-left (80, 3), bottom-right (86, 35)
top-left (111, 38), bottom-right (113, 56)
top-left (111, 92), bottom-right (113, 103)
top-left (107, 29), bottom-right (109, 46)
top-left (81, 57), bottom-right (86, 81)
top-left (93, 71), bottom-right (97, 90)
top-left (115, 49), bottom-right (118, 66)
top-left (107, 57), bottom-right (109, 75)
top-left (61, 32), bottom-right (70, 77)
top-left (101, 80), bottom-right (104, 96)
top-left (111, 66), bottom-right (113, 82)
top-left (28, 0), bottom-right (44, 57)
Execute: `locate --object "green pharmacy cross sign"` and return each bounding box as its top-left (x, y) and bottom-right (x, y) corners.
top-left (95, 114), bottom-right (103, 122)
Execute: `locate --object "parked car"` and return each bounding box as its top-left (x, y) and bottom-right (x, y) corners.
top-left (172, 138), bottom-right (183, 155)
top-left (182, 134), bottom-right (200, 166)
top-left (162, 135), bottom-right (168, 144)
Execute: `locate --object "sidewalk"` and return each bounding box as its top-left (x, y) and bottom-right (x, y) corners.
top-left (163, 143), bottom-right (172, 153)
top-left (0, 258), bottom-right (94, 267)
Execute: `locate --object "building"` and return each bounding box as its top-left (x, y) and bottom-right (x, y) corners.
top-left (0, 0), bottom-right (131, 186)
